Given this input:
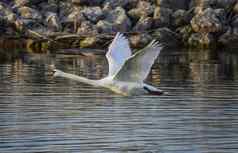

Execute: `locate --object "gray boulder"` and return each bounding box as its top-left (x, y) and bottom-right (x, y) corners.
top-left (97, 20), bottom-right (115, 33)
top-left (128, 1), bottom-right (155, 20)
top-left (14, 0), bottom-right (29, 7)
top-left (81, 7), bottom-right (104, 23)
top-left (18, 6), bottom-right (42, 20)
top-left (101, 7), bottom-right (131, 32)
top-left (188, 33), bottom-right (215, 48)
top-left (133, 17), bottom-right (153, 31)
top-left (39, 2), bottom-right (59, 13)
top-left (191, 8), bottom-right (223, 34)
top-left (215, 0), bottom-right (236, 9)
top-left (72, 0), bottom-right (104, 6)
top-left (156, 0), bottom-right (189, 10)
top-left (233, 2), bottom-right (238, 14)
top-left (72, 0), bottom-right (88, 5)
top-left (0, 2), bottom-right (16, 23)
top-left (152, 27), bottom-right (181, 46)
top-left (14, 0), bottom-right (45, 7)
top-left (103, 0), bottom-right (136, 9)
top-left (45, 12), bottom-right (62, 32)
top-left (189, 0), bottom-right (216, 9)
top-left (219, 28), bottom-right (238, 46)
top-left (153, 6), bottom-right (173, 27)
top-left (77, 21), bottom-right (98, 35)
top-left (172, 9), bottom-right (187, 27)
top-left (65, 10), bottom-right (86, 23)
top-left (59, 1), bottom-right (75, 20)
top-left (62, 8), bottom-right (86, 32)
top-left (177, 25), bottom-right (194, 43)
top-left (0, 2), bottom-right (12, 15)
top-left (231, 15), bottom-right (238, 27)
top-left (80, 36), bottom-right (99, 48)
top-left (129, 33), bottom-right (153, 48)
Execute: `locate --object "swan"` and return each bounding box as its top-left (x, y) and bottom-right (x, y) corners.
top-left (52, 32), bottom-right (164, 96)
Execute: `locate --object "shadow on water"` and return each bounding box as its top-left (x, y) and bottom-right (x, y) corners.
top-left (0, 47), bottom-right (238, 153)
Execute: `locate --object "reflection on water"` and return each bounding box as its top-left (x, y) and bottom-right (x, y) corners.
top-left (0, 48), bottom-right (238, 153)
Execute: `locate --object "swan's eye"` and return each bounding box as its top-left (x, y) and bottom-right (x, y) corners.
top-left (52, 70), bottom-right (57, 75)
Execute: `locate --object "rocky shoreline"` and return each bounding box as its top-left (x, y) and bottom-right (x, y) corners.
top-left (0, 0), bottom-right (238, 51)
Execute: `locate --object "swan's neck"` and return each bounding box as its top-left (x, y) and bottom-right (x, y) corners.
top-left (58, 72), bottom-right (98, 86)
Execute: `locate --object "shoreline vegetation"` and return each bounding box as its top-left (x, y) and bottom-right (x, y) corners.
top-left (0, 0), bottom-right (238, 53)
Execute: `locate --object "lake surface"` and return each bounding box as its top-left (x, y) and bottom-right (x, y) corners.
top-left (0, 49), bottom-right (238, 153)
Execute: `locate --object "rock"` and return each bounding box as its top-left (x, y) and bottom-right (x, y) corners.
top-left (0, 16), bottom-right (9, 34)
top-left (102, 2), bottom-right (113, 12)
top-left (59, 1), bottom-right (75, 20)
top-left (81, 7), bottom-right (104, 23)
top-left (188, 33), bottom-right (215, 48)
top-left (219, 28), bottom-right (238, 46)
top-left (65, 10), bottom-right (86, 23)
top-left (0, 2), bottom-right (16, 22)
top-left (214, 8), bottom-right (226, 21)
top-left (128, 9), bottom-right (141, 22)
top-left (77, 21), bottom-right (98, 35)
top-left (128, 1), bottom-right (155, 20)
top-left (39, 2), bottom-right (58, 13)
top-left (72, 0), bottom-right (104, 6)
top-left (97, 20), bottom-right (115, 33)
top-left (27, 22), bottom-right (47, 33)
top-left (152, 27), bottom-right (181, 46)
top-left (189, 0), bottom-right (216, 9)
top-left (156, 0), bottom-right (189, 10)
top-left (153, 6), bottom-right (173, 27)
top-left (133, 17), bottom-right (153, 31)
top-left (72, 0), bottom-right (88, 5)
top-left (0, 0), bottom-right (11, 5)
top-left (6, 14), bottom-right (17, 23)
top-left (172, 9), bottom-right (189, 27)
top-left (129, 33), bottom-right (153, 48)
top-left (62, 9), bottom-right (86, 32)
top-left (103, 7), bottom-right (132, 32)
top-left (80, 37), bottom-right (98, 48)
top-left (215, 0), bottom-right (236, 9)
top-left (14, 0), bottom-right (45, 7)
top-left (45, 12), bottom-right (61, 32)
top-left (177, 25), bottom-right (194, 43)
top-left (191, 8), bottom-right (223, 34)
top-left (14, 0), bottom-right (29, 7)
top-left (233, 2), bottom-right (238, 14)
top-left (103, 0), bottom-right (136, 10)
top-left (231, 15), bottom-right (238, 27)
top-left (14, 19), bottom-right (25, 32)
top-left (18, 6), bottom-right (42, 20)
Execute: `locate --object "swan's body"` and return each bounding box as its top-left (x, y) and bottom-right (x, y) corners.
top-left (53, 33), bottom-right (164, 96)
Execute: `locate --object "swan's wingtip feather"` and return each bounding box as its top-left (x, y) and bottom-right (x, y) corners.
top-left (150, 39), bottom-right (164, 49)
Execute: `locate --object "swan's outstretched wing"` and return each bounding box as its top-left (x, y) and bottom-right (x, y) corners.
top-left (106, 33), bottom-right (132, 76)
top-left (114, 40), bottom-right (163, 82)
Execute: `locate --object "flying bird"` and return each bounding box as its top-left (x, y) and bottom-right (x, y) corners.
top-left (52, 33), bottom-right (164, 96)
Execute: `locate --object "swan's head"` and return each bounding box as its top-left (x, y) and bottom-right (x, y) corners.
top-left (52, 69), bottom-right (64, 77)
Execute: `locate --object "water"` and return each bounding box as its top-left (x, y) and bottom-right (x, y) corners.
top-left (0, 49), bottom-right (238, 153)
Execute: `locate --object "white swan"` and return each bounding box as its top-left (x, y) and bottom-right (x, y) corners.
top-left (53, 33), bottom-right (164, 96)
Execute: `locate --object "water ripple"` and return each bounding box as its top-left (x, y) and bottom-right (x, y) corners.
top-left (0, 52), bottom-right (238, 153)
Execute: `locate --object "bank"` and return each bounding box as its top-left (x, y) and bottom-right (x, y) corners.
top-left (0, 0), bottom-right (238, 53)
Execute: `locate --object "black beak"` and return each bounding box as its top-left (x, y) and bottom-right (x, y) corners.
top-left (52, 69), bottom-right (56, 75)
top-left (143, 86), bottom-right (164, 95)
